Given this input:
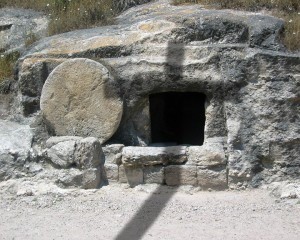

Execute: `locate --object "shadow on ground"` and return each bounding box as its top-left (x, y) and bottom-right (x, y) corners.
top-left (114, 41), bottom-right (184, 240)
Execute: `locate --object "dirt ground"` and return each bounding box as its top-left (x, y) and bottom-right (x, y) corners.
top-left (0, 182), bottom-right (299, 240)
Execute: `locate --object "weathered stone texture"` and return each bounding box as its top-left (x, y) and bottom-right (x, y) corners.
top-left (119, 165), bottom-right (143, 187)
top-left (187, 142), bottom-right (226, 168)
top-left (47, 139), bottom-right (77, 168)
top-left (122, 146), bottom-right (187, 167)
top-left (165, 165), bottom-right (197, 186)
top-left (40, 58), bottom-right (123, 144)
top-left (105, 164), bottom-right (119, 181)
top-left (19, 58), bottom-right (66, 115)
top-left (46, 136), bottom-right (104, 169)
top-left (0, 120), bottom-right (33, 180)
top-left (144, 166), bottom-right (164, 184)
top-left (118, 165), bottom-right (127, 184)
top-left (55, 167), bottom-right (101, 189)
top-left (197, 168), bottom-right (227, 190)
top-left (9, 0), bottom-right (300, 188)
top-left (0, 8), bottom-right (49, 54)
top-left (103, 144), bottom-right (124, 165)
top-left (74, 137), bottom-right (104, 169)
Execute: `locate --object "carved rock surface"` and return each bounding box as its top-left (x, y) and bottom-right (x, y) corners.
top-left (40, 58), bottom-right (123, 144)
top-left (15, 0), bottom-right (300, 187)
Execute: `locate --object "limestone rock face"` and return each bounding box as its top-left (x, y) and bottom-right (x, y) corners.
top-left (0, 8), bottom-right (48, 54)
top-left (0, 120), bottom-right (33, 181)
top-left (15, 0), bottom-right (300, 188)
top-left (40, 58), bottom-right (123, 144)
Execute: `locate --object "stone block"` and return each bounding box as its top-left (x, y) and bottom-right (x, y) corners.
top-left (122, 146), bottom-right (187, 167)
top-left (74, 137), bottom-right (104, 169)
top-left (144, 166), bottom-right (164, 184)
top-left (47, 140), bottom-right (77, 168)
top-left (82, 168), bottom-right (102, 189)
top-left (103, 144), bottom-right (124, 165)
top-left (56, 167), bottom-right (101, 189)
top-left (46, 136), bottom-right (104, 169)
top-left (105, 164), bottom-right (119, 181)
top-left (165, 165), bottom-right (197, 186)
top-left (187, 142), bottom-right (226, 168)
top-left (118, 165), bottom-right (143, 187)
top-left (197, 168), bottom-right (227, 190)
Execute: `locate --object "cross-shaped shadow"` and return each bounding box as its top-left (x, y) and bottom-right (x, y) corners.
top-left (114, 41), bottom-right (185, 240)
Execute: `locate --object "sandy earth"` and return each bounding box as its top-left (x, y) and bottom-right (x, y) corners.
top-left (0, 183), bottom-right (299, 240)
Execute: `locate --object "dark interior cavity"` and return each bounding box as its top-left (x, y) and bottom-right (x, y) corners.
top-left (149, 92), bottom-right (206, 146)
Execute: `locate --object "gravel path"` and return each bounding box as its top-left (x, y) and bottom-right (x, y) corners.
top-left (0, 183), bottom-right (299, 240)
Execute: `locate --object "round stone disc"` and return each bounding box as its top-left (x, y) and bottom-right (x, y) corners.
top-left (40, 58), bottom-right (123, 144)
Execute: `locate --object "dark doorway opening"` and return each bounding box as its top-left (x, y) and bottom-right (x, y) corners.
top-left (149, 92), bottom-right (206, 146)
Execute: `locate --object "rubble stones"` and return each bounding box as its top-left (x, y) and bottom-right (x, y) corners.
top-left (74, 137), bottom-right (105, 169)
top-left (103, 144), bottom-right (124, 165)
top-left (118, 165), bottom-right (144, 187)
top-left (46, 136), bottom-right (104, 169)
top-left (45, 136), bottom-right (104, 189)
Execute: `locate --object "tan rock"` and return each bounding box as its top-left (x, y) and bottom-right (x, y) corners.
top-left (40, 58), bottom-right (123, 143)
